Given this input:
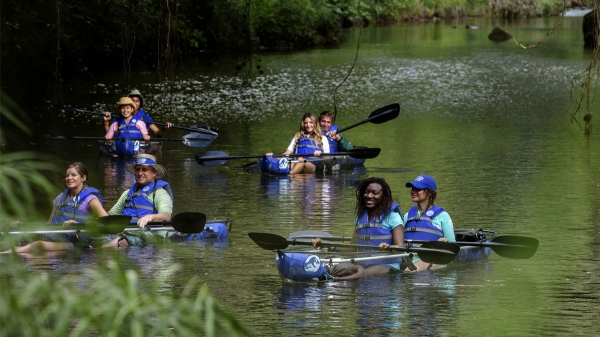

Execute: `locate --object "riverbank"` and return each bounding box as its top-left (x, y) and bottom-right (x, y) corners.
top-left (0, 0), bottom-right (595, 110)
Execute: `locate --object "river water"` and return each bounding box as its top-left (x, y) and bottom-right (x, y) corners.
top-left (15, 16), bottom-right (600, 336)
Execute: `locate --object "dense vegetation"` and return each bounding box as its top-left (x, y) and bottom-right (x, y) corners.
top-left (1, 0), bottom-right (591, 105)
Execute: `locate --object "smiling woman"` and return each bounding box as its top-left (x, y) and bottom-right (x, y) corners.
top-left (265, 113), bottom-right (330, 174)
top-left (1, 162), bottom-right (109, 253)
top-left (311, 177), bottom-right (405, 280)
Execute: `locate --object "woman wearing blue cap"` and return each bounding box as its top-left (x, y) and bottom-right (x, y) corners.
top-left (387, 174), bottom-right (456, 271)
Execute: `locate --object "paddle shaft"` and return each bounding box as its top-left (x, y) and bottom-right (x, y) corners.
top-left (406, 239), bottom-right (530, 248)
top-left (59, 107), bottom-right (217, 135)
top-left (291, 233), bottom-right (529, 249)
top-left (293, 239), bottom-right (455, 255)
top-left (46, 135), bottom-right (206, 142)
top-left (197, 148), bottom-right (379, 162)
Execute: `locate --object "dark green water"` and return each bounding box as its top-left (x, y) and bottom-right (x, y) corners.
top-left (20, 16), bottom-right (600, 336)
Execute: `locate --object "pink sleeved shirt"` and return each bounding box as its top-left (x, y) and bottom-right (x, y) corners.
top-left (105, 120), bottom-right (149, 138)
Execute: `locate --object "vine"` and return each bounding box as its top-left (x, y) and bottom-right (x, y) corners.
top-left (332, 0), bottom-right (363, 123)
top-left (513, 0), bottom-right (599, 130)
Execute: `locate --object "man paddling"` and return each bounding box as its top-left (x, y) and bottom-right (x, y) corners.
top-left (103, 154), bottom-right (173, 247)
top-left (319, 111), bottom-right (354, 152)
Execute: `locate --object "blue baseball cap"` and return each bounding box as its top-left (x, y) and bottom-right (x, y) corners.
top-left (405, 175), bottom-right (437, 191)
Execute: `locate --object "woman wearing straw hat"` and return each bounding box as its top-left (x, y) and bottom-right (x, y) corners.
top-left (105, 97), bottom-right (151, 142)
top-left (103, 89), bottom-right (173, 136)
top-left (103, 154), bottom-right (173, 247)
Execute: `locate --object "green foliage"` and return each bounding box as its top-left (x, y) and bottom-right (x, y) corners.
top-left (251, 0), bottom-right (344, 48)
top-left (0, 258), bottom-right (251, 336)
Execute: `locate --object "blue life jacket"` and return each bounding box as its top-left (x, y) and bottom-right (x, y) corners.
top-left (122, 180), bottom-right (173, 222)
top-left (323, 125), bottom-right (339, 153)
top-left (355, 203), bottom-right (402, 265)
top-left (51, 187), bottom-right (104, 224)
top-left (259, 156), bottom-right (291, 175)
top-left (404, 205), bottom-right (445, 241)
top-left (116, 116), bottom-right (143, 138)
top-left (295, 134), bottom-right (322, 155)
top-left (276, 252), bottom-right (326, 282)
top-left (112, 110), bottom-right (153, 132)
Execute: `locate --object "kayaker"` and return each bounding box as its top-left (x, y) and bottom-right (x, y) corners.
top-left (381, 174), bottom-right (456, 271)
top-left (312, 177), bottom-right (404, 280)
top-left (102, 154), bottom-right (173, 247)
top-left (103, 89), bottom-right (173, 136)
top-left (2, 162), bottom-right (109, 253)
top-left (265, 113), bottom-right (330, 174)
top-left (319, 111), bottom-right (354, 152)
top-left (104, 96), bottom-right (151, 142)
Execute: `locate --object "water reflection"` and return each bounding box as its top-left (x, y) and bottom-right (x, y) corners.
top-left (97, 156), bottom-right (138, 201)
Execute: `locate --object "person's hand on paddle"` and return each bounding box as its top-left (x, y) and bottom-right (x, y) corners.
top-left (137, 214), bottom-right (155, 228)
top-left (311, 238), bottom-right (323, 249)
top-left (103, 112), bottom-right (112, 122)
top-left (313, 150), bottom-right (322, 156)
top-left (326, 130), bottom-right (341, 141)
top-left (265, 152), bottom-right (274, 157)
top-left (142, 134), bottom-right (151, 141)
top-left (438, 237), bottom-right (449, 242)
top-left (62, 219), bottom-right (78, 226)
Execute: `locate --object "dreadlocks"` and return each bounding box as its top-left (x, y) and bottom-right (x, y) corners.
top-left (355, 177), bottom-right (394, 220)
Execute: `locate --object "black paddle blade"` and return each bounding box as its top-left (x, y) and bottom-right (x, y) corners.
top-left (91, 215), bottom-right (132, 234)
top-left (491, 235), bottom-right (539, 259)
top-left (369, 103), bottom-right (400, 124)
top-left (416, 241), bottom-right (461, 265)
top-left (346, 148), bottom-right (381, 159)
top-left (170, 212), bottom-right (207, 234)
top-left (249, 232), bottom-right (290, 250)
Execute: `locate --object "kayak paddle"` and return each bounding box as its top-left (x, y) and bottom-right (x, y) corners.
top-left (55, 106), bottom-right (219, 137)
top-left (4, 215), bottom-right (133, 236)
top-left (289, 230), bottom-right (539, 259)
top-left (248, 232), bottom-right (460, 265)
top-left (195, 148), bottom-right (381, 167)
top-left (335, 103), bottom-right (400, 134)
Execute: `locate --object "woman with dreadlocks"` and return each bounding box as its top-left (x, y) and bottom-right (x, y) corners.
top-left (311, 177), bottom-right (404, 280)
top-left (381, 174), bottom-right (456, 271)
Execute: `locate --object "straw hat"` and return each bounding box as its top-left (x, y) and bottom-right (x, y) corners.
top-left (115, 97), bottom-right (137, 111)
top-left (125, 154), bottom-right (167, 179)
top-left (128, 89), bottom-right (144, 108)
